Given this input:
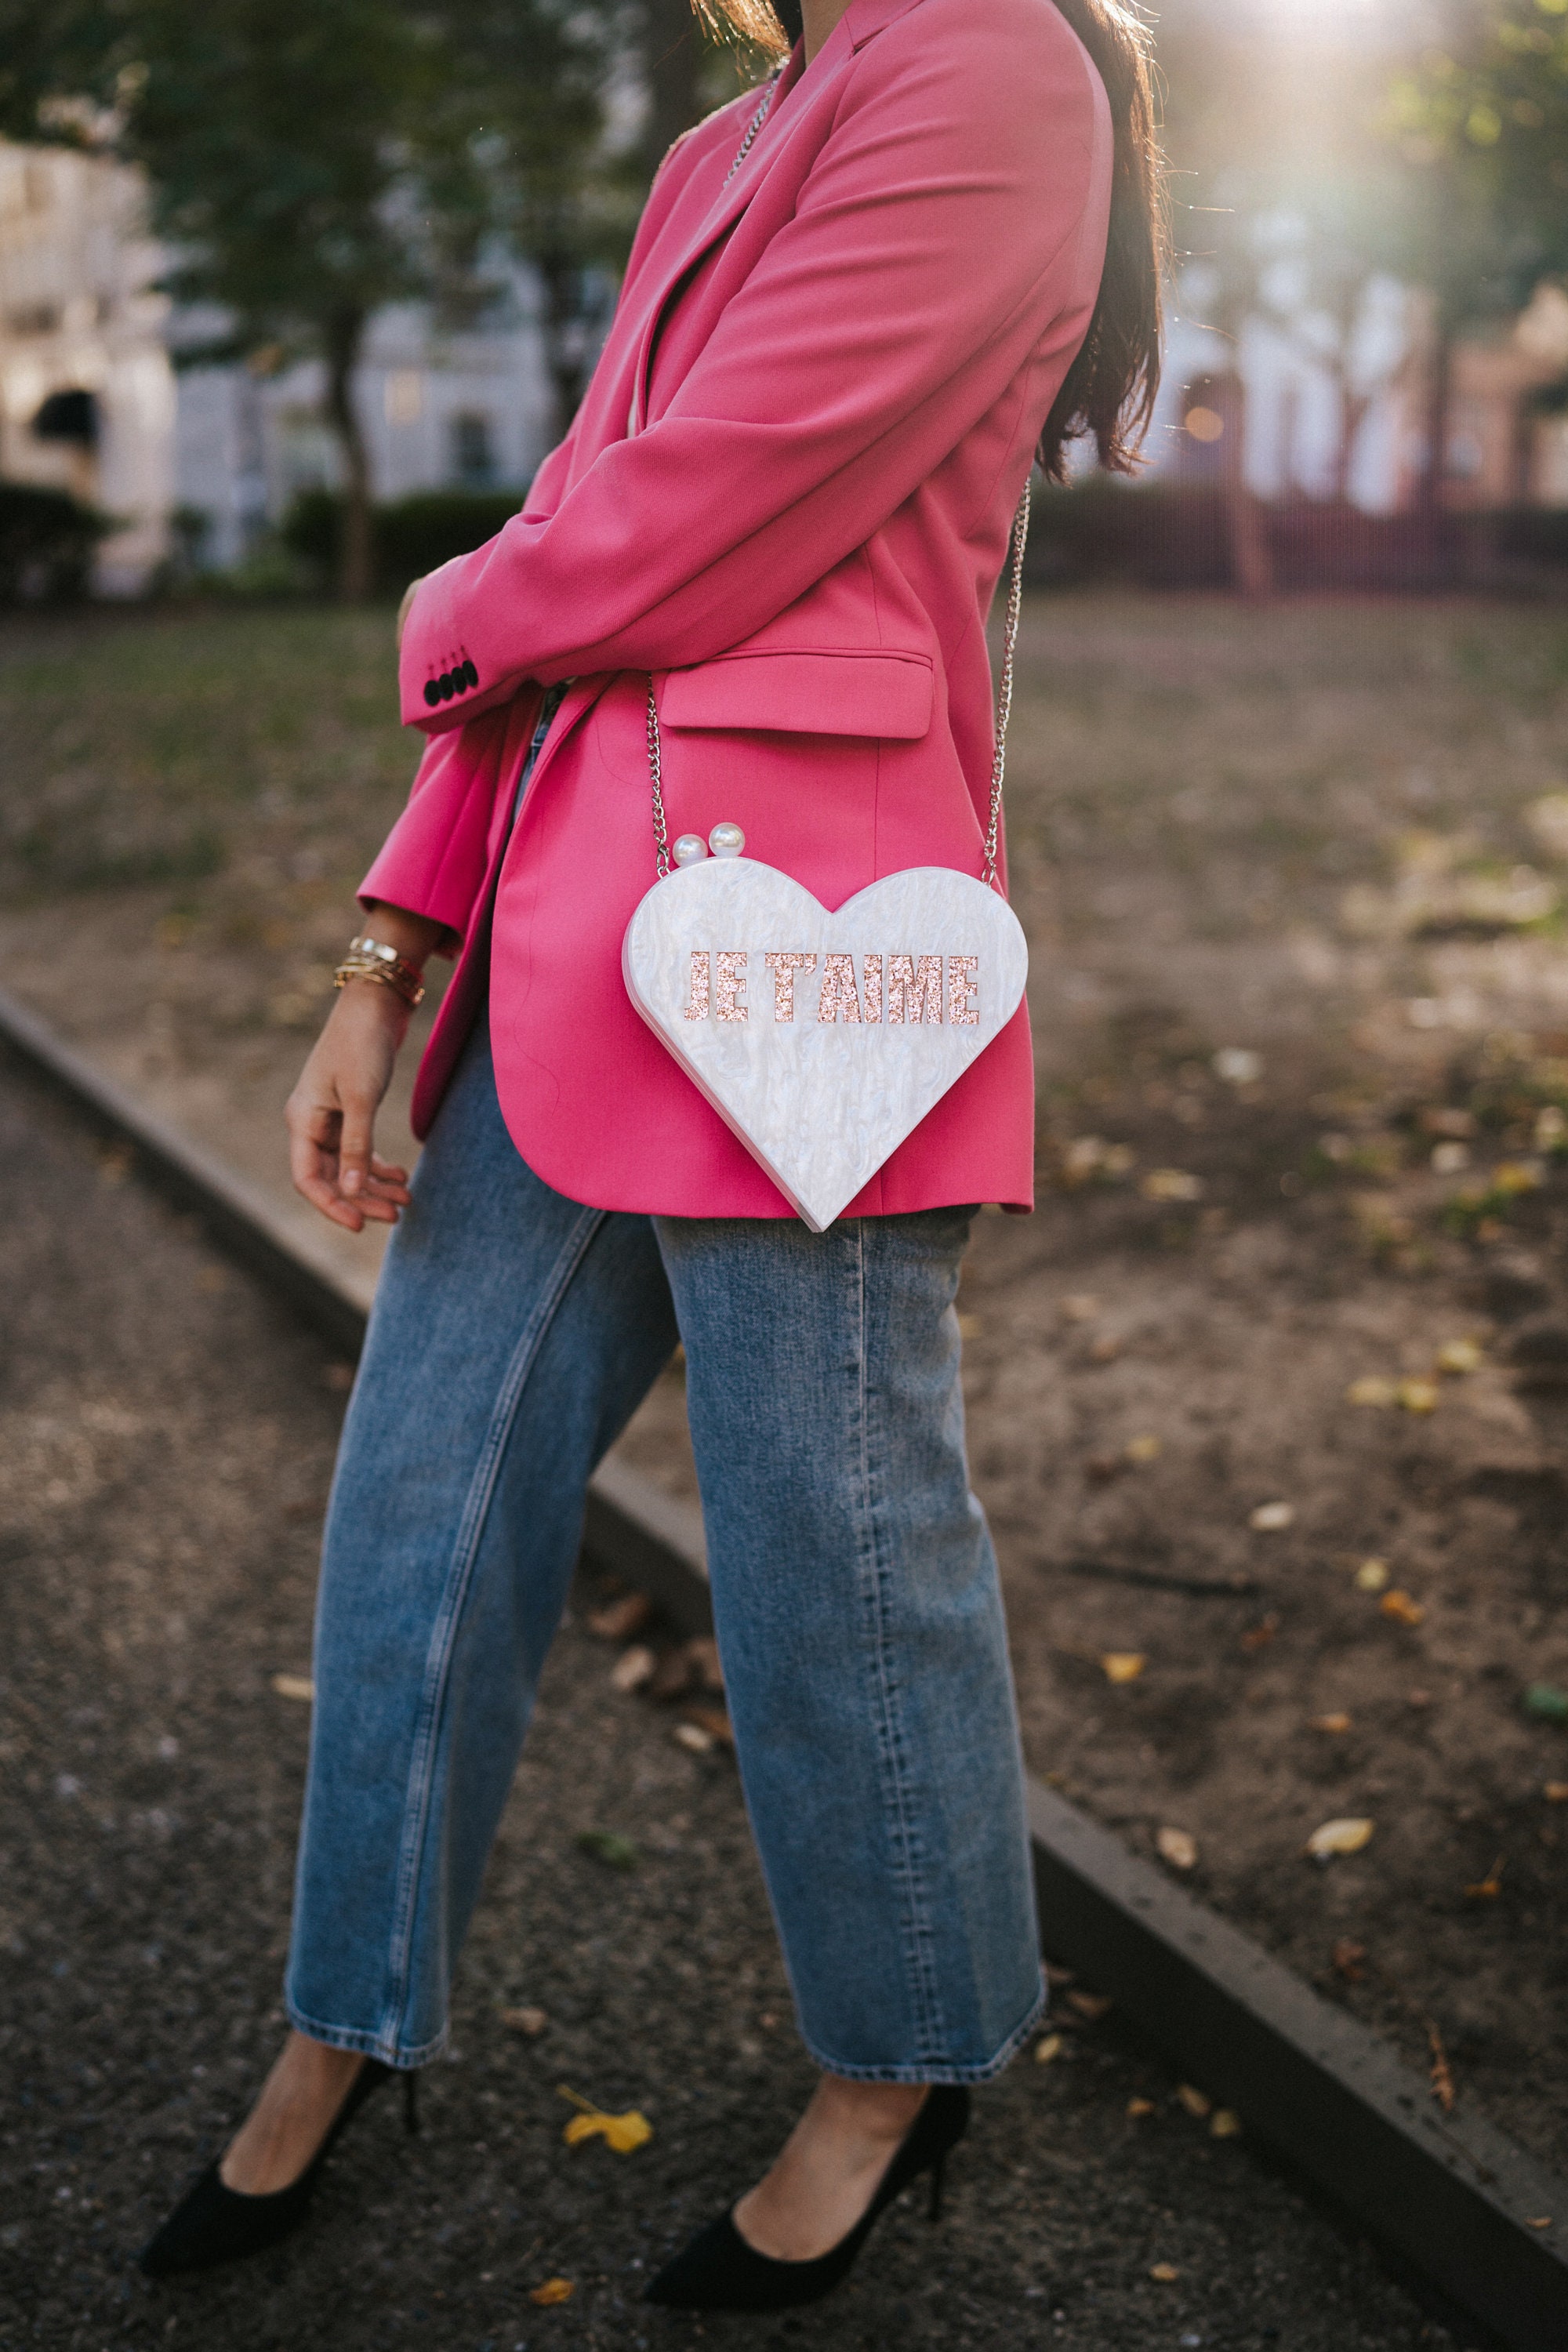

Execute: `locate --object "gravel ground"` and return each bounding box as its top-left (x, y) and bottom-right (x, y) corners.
top-left (0, 1054), bottom-right (1471, 2352)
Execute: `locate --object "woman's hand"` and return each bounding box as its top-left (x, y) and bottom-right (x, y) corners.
top-left (286, 982), bottom-right (415, 1232)
top-left (286, 902), bottom-right (445, 1232)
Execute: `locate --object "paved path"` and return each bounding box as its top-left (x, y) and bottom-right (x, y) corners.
top-left (0, 1059), bottom-right (1466, 2352)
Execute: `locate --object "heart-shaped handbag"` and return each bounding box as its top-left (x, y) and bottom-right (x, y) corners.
top-left (622, 488), bottom-right (1032, 1232)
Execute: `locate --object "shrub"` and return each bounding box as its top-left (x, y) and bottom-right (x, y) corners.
top-left (0, 481), bottom-right (114, 603)
top-left (281, 488), bottom-right (521, 596)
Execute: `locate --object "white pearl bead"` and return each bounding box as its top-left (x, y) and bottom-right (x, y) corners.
top-left (672, 833), bottom-right (708, 866)
top-left (709, 821), bottom-right (745, 858)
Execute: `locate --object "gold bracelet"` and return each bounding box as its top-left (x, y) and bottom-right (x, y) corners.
top-left (334, 935), bottom-right (425, 1008)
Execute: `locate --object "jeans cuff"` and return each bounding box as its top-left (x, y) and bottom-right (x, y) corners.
top-left (797, 1969), bottom-right (1048, 2085)
top-left (282, 1995), bottom-right (446, 2072)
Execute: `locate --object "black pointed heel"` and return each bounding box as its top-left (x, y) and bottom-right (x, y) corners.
top-left (645, 2083), bottom-right (969, 2314)
top-left (137, 2056), bottom-right (419, 2278)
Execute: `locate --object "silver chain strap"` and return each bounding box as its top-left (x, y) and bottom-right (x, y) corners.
top-left (724, 70), bottom-right (782, 184)
top-left (648, 479), bottom-right (1032, 889)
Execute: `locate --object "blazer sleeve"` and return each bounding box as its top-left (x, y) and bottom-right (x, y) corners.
top-left (398, 4), bottom-right (1103, 730)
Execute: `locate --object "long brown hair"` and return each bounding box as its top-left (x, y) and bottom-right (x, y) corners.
top-left (700, 0), bottom-right (1164, 479)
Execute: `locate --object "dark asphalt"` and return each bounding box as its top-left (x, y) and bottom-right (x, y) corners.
top-left (0, 1055), bottom-right (1475, 2351)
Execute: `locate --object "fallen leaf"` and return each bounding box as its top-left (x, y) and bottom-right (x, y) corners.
top-left (1331, 1938), bottom-right (1367, 1982)
top-left (650, 1647), bottom-right (699, 1701)
top-left (1526, 2217), bottom-right (1553, 2230)
top-left (610, 1645), bottom-right (656, 1693)
top-left (1544, 1782), bottom-right (1568, 1802)
top-left (1431, 1140), bottom-right (1470, 1176)
top-left (957, 1312), bottom-right (983, 1338)
top-left (1436, 1338), bottom-right (1483, 1375)
top-left (1067, 1990), bottom-right (1113, 2023)
top-left (1421, 1105), bottom-right (1475, 1139)
top-left (1353, 1559), bottom-right (1389, 1592)
top-left (1149, 2262), bottom-right (1180, 2282)
top-left (1240, 1613), bottom-right (1279, 1653)
top-left (1464, 1857), bottom-right (1504, 1900)
top-left (1380, 1589), bottom-right (1426, 1627)
top-left (1312, 1712), bottom-right (1353, 1734)
top-left (557, 2086), bottom-right (653, 2153)
top-left (1141, 1167), bottom-right (1203, 1203)
top-left (1397, 1378), bottom-right (1439, 1414)
top-left (1525, 1682), bottom-right (1568, 1722)
top-left (1249, 1501), bottom-right (1294, 1532)
top-left (1174, 2084), bottom-right (1211, 2118)
top-left (576, 1830), bottom-right (637, 1871)
top-left (1346, 1376), bottom-right (1399, 1407)
top-left (1126, 2096), bottom-right (1156, 2118)
top-left (587, 1593), bottom-right (652, 1642)
top-left (1088, 1334), bottom-right (1121, 1362)
top-left (1494, 1160), bottom-right (1544, 1196)
top-left (1427, 2022), bottom-right (1455, 2114)
top-left (1305, 1817), bottom-right (1374, 1860)
top-left (674, 1722), bottom-right (714, 1754)
top-left (1213, 1047), bottom-right (1261, 1085)
top-left (500, 2005), bottom-right (548, 2036)
top-left (1100, 1652), bottom-right (1146, 1684)
top-left (1034, 2034), bottom-right (1063, 2066)
top-left (270, 1674), bottom-right (314, 1703)
top-left (684, 1705), bottom-right (734, 1748)
top-left (1407, 1687), bottom-right (1433, 1709)
top-left (1209, 2109), bottom-right (1241, 2138)
top-left (1156, 1826), bottom-right (1198, 1871)
top-left (530, 2278), bottom-right (575, 2307)
top-left (1060, 1294), bottom-right (1102, 1322)
top-left (1125, 1433), bottom-right (1163, 1464)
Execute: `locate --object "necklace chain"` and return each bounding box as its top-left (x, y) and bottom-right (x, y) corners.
top-left (724, 69), bottom-right (782, 184)
top-left (648, 481), bottom-right (1033, 891)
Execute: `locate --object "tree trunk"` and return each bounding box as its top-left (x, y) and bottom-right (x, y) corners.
top-left (1415, 318), bottom-right (1454, 523)
top-left (535, 245), bottom-right (591, 445)
top-left (322, 307), bottom-right (373, 602)
top-left (644, 0), bottom-right (704, 174)
top-left (1218, 371), bottom-right (1273, 600)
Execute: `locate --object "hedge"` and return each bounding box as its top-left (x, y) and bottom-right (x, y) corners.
top-left (281, 488), bottom-right (524, 595)
top-left (0, 481), bottom-right (114, 603)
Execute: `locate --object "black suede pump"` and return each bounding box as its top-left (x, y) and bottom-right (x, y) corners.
top-left (645, 2084), bottom-right (969, 2314)
top-left (138, 2057), bottom-right (417, 2278)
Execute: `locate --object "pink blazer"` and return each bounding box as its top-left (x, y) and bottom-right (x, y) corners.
top-left (366, 0), bottom-right (1112, 1218)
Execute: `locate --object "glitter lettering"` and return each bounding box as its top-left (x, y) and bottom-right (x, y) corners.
top-left (887, 953), bottom-right (943, 1025)
top-left (764, 951), bottom-right (815, 1022)
top-left (681, 950), bottom-right (710, 1021)
top-left (862, 954), bottom-right (883, 1025)
top-left (715, 950), bottom-right (749, 1022)
top-left (816, 953), bottom-right (862, 1024)
top-left (946, 955), bottom-right (978, 1026)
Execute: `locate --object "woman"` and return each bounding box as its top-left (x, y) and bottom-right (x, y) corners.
top-left (141, 0), bottom-right (1162, 2311)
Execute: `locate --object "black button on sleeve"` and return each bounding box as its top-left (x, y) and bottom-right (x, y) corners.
top-left (462, 658), bottom-right (479, 689)
top-left (437, 670), bottom-right (453, 700)
top-left (423, 679), bottom-right (441, 708)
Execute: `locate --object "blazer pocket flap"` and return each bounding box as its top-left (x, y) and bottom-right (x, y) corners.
top-left (661, 650), bottom-right (934, 739)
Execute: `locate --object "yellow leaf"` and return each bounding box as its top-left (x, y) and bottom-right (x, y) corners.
top-left (1174, 2084), bottom-right (1211, 2118)
top-left (1544, 1782), bottom-right (1568, 1803)
top-left (957, 1312), bottom-right (983, 1339)
top-left (1149, 2261), bottom-right (1181, 2281)
top-left (1142, 1168), bottom-right (1203, 1202)
top-left (1380, 1589), bottom-right (1425, 1626)
top-left (1125, 1433), bottom-right (1162, 1464)
top-left (1100, 1651), bottom-right (1145, 1684)
top-left (1126, 2096), bottom-right (1156, 2118)
top-left (1312, 1712), bottom-right (1352, 1734)
top-left (1033, 2034), bottom-right (1063, 2065)
top-left (1156, 1826), bottom-right (1198, 1871)
top-left (1353, 1559), bottom-right (1389, 1592)
top-left (557, 2086), bottom-right (652, 2154)
top-left (610, 1644), bottom-right (656, 1693)
top-left (1346, 1377), bottom-right (1398, 1407)
top-left (1436, 1338), bottom-right (1483, 1375)
top-left (270, 1674), bottom-right (314, 1703)
top-left (1210, 2108), bottom-right (1242, 2139)
top-left (1248, 1500), bottom-right (1294, 1531)
top-left (1494, 1160), bottom-right (1543, 1196)
top-left (500, 2005), bottom-right (547, 2036)
top-left (529, 2278), bottom-right (574, 2307)
top-left (1305, 1817), bottom-right (1374, 1860)
top-left (1060, 1293), bottom-right (1101, 1322)
top-left (674, 1721), bottom-right (714, 1754)
top-left (1397, 1378), bottom-right (1439, 1414)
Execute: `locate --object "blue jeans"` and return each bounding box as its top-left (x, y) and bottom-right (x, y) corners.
top-left (284, 1024), bottom-right (1044, 2082)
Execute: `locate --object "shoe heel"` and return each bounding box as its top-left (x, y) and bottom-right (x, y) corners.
top-left (403, 2072), bottom-right (419, 2136)
top-left (927, 2149), bottom-right (947, 2224)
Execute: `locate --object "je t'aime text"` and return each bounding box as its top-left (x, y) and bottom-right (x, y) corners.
top-left (682, 952), bottom-right (979, 1026)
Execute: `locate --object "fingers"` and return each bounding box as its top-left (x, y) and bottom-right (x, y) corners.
top-left (336, 1090), bottom-right (377, 1202)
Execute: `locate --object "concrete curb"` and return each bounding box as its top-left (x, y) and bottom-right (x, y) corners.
top-left (3, 984), bottom-right (1564, 2349)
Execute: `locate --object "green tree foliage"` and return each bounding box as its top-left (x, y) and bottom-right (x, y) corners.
top-left (0, 0), bottom-right (619, 597)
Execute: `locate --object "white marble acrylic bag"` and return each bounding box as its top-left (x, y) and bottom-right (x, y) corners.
top-left (622, 487), bottom-right (1032, 1232)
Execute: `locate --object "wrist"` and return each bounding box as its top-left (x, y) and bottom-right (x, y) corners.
top-left (358, 901), bottom-right (445, 967)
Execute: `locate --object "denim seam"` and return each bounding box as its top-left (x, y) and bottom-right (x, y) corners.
top-left (797, 1968), bottom-right (1047, 2086)
top-left (377, 1200), bottom-right (608, 2058)
top-left (852, 1221), bottom-right (948, 2070)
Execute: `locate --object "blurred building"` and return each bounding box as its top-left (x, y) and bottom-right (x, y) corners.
top-left (0, 137), bottom-right (566, 590)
